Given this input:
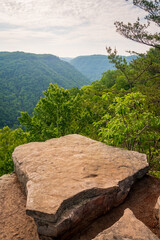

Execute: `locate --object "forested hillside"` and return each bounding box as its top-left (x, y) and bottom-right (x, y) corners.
top-left (0, 52), bottom-right (90, 128)
top-left (70, 54), bottom-right (136, 81)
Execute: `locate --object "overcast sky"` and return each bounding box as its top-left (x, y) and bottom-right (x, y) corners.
top-left (0, 0), bottom-right (157, 57)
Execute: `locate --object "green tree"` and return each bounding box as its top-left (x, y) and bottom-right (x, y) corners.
top-left (100, 70), bottom-right (121, 89)
top-left (106, 0), bottom-right (160, 93)
top-left (98, 92), bottom-right (160, 161)
top-left (19, 84), bottom-right (82, 141)
top-left (0, 126), bottom-right (28, 176)
top-left (115, 0), bottom-right (160, 49)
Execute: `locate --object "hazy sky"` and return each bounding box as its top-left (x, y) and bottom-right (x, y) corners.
top-left (0, 0), bottom-right (157, 57)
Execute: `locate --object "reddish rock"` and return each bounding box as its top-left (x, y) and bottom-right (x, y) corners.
top-left (93, 208), bottom-right (159, 240)
top-left (12, 134), bottom-right (148, 238)
top-left (0, 173), bottom-right (39, 240)
top-left (154, 196), bottom-right (160, 233)
top-left (71, 175), bottom-right (160, 240)
top-left (1, 173), bottom-right (160, 240)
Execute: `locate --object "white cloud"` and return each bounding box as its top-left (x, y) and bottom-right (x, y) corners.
top-left (0, 0), bottom-right (156, 56)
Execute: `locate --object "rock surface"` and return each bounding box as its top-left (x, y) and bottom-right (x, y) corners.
top-left (71, 175), bottom-right (160, 240)
top-left (93, 208), bottom-right (159, 240)
top-left (0, 173), bottom-right (39, 240)
top-left (154, 196), bottom-right (160, 229)
top-left (12, 134), bottom-right (149, 238)
top-left (1, 174), bottom-right (160, 240)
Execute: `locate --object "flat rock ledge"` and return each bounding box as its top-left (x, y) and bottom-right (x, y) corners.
top-left (93, 208), bottom-right (159, 240)
top-left (12, 134), bottom-right (149, 238)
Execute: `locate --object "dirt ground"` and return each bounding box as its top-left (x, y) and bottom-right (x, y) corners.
top-left (0, 173), bottom-right (160, 240)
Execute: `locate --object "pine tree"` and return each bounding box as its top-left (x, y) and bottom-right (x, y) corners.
top-left (115, 0), bottom-right (160, 49)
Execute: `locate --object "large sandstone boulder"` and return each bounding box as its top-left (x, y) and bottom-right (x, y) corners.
top-left (12, 134), bottom-right (149, 238)
top-left (0, 173), bottom-right (39, 240)
top-left (93, 208), bottom-right (159, 240)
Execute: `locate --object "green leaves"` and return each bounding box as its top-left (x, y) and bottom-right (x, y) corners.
top-left (99, 92), bottom-right (160, 158)
top-left (19, 84), bottom-right (82, 141)
top-left (115, 0), bottom-right (160, 49)
top-left (0, 126), bottom-right (28, 176)
top-left (0, 52), bottom-right (89, 129)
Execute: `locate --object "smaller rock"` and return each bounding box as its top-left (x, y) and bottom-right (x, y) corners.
top-left (93, 208), bottom-right (159, 240)
top-left (0, 173), bottom-right (39, 240)
top-left (154, 196), bottom-right (160, 227)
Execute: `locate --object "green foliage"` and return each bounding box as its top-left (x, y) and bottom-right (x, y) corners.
top-left (0, 51), bottom-right (90, 129)
top-left (115, 0), bottom-right (160, 49)
top-left (98, 92), bottom-right (160, 161)
top-left (19, 84), bottom-right (82, 141)
top-left (100, 70), bottom-right (121, 88)
top-left (78, 85), bottom-right (110, 139)
top-left (18, 83), bottom-right (109, 141)
top-left (0, 126), bottom-right (28, 176)
top-left (103, 0), bottom-right (160, 177)
top-left (149, 155), bottom-right (160, 178)
top-left (133, 0), bottom-right (160, 27)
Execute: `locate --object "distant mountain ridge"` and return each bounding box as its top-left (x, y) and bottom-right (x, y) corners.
top-left (0, 51), bottom-right (90, 128)
top-left (60, 57), bottom-right (73, 62)
top-left (67, 54), bottom-right (136, 81)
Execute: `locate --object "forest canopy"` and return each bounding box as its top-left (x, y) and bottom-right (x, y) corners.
top-left (0, 52), bottom-right (90, 129)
